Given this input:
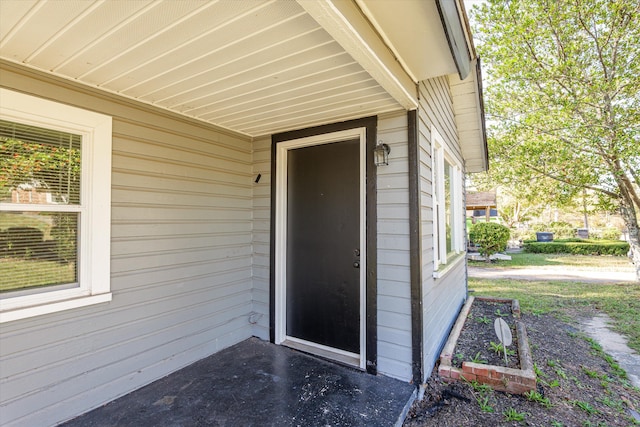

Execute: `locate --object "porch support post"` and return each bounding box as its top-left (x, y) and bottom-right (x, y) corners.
top-left (408, 109), bottom-right (424, 387)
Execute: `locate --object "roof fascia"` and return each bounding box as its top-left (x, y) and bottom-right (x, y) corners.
top-left (436, 0), bottom-right (472, 80)
top-left (297, 0), bottom-right (418, 110)
top-left (475, 58), bottom-right (489, 171)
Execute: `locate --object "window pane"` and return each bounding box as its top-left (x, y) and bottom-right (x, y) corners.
top-left (0, 119), bottom-right (82, 205)
top-left (444, 161), bottom-right (453, 255)
top-left (0, 211), bottom-right (78, 293)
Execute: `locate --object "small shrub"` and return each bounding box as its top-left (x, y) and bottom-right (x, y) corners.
top-left (510, 228), bottom-right (536, 243)
top-left (530, 223), bottom-right (548, 232)
top-left (548, 221), bottom-right (575, 239)
top-left (596, 228), bottom-right (621, 240)
top-left (469, 222), bottom-right (510, 259)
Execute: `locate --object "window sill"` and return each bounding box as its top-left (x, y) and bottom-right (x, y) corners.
top-left (0, 293), bottom-right (112, 323)
top-left (433, 252), bottom-right (465, 279)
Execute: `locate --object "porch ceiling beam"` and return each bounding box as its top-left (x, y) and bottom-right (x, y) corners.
top-left (297, 0), bottom-right (418, 110)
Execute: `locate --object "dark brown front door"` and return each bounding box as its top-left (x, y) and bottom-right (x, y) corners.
top-left (285, 139), bottom-right (360, 354)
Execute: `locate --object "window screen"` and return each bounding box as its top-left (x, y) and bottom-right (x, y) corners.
top-left (1, 119), bottom-right (81, 293)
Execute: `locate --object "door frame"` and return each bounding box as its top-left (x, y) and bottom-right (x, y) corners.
top-left (270, 117), bottom-right (378, 374)
top-left (275, 129), bottom-right (366, 368)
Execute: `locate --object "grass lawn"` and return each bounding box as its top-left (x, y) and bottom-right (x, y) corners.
top-left (470, 252), bottom-right (634, 271)
top-left (469, 278), bottom-right (640, 353)
top-left (0, 258), bottom-right (75, 292)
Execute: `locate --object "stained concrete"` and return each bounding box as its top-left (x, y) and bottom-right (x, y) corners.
top-left (580, 314), bottom-right (640, 388)
top-left (60, 338), bottom-right (416, 427)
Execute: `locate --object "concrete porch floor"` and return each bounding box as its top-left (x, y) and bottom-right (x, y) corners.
top-left (60, 338), bottom-right (416, 427)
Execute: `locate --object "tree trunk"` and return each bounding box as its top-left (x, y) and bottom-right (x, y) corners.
top-left (582, 190), bottom-right (589, 230)
top-left (619, 200), bottom-right (640, 282)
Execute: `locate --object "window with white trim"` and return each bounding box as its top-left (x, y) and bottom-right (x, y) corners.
top-left (0, 89), bottom-right (112, 322)
top-left (432, 128), bottom-right (464, 272)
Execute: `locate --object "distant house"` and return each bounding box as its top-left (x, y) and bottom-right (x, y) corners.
top-left (467, 191), bottom-right (498, 222)
top-left (0, 1), bottom-right (487, 425)
top-left (11, 186), bottom-right (53, 205)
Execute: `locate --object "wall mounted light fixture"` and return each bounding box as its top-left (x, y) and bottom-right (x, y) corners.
top-left (374, 141), bottom-right (391, 166)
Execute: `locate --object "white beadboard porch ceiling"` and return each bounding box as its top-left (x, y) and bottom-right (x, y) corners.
top-left (0, 0), bottom-right (406, 137)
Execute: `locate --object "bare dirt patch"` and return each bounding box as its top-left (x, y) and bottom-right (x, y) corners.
top-left (405, 309), bottom-right (640, 426)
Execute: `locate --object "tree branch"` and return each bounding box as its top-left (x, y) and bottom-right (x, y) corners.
top-left (525, 162), bottom-right (619, 199)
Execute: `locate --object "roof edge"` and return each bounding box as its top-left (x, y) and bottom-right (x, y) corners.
top-left (435, 0), bottom-right (473, 80)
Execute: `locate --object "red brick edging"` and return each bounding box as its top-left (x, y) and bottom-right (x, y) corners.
top-left (438, 296), bottom-right (536, 394)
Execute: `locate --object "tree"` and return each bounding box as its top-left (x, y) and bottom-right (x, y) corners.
top-left (0, 137), bottom-right (81, 203)
top-left (472, 0), bottom-right (640, 279)
top-left (471, 169), bottom-right (578, 228)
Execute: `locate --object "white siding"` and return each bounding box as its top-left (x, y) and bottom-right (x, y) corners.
top-left (0, 65), bottom-right (254, 427)
top-left (417, 77), bottom-right (467, 381)
top-left (376, 111), bottom-right (413, 381)
top-left (251, 135), bottom-right (271, 339)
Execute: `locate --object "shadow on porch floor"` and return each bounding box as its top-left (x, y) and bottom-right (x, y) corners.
top-left (60, 337), bottom-right (416, 427)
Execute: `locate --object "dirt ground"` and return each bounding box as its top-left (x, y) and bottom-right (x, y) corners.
top-left (451, 299), bottom-right (519, 370)
top-left (404, 302), bottom-right (640, 426)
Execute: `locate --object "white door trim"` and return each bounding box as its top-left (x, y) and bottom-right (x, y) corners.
top-left (274, 127), bottom-right (367, 369)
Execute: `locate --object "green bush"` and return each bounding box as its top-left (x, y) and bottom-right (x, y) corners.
top-left (529, 221), bottom-right (576, 239)
top-left (594, 228), bottom-right (622, 240)
top-left (548, 221), bottom-right (575, 239)
top-left (469, 222), bottom-right (510, 259)
top-left (510, 228), bottom-right (536, 242)
top-left (530, 223), bottom-right (549, 232)
top-left (523, 239), bottom-right (629, 256)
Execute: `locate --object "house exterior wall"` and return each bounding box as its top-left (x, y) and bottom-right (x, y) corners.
top-left (0, 66), bottom-right (471, 425)
top-left (251, 135), bottom-right (271, 340)
top-left (376, 111), bottom-right (413, 381)
top-left (417, 77), bottom-right (468, 382)
top-left (0, 65), bottom-right (255, 427)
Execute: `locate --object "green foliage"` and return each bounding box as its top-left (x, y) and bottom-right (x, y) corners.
top-left (476, 316), bottom-right (491, 325)
top-left (494, 308), bottom-right (508, 317)
top-left (469, 222), bottom-right (510, 259)
top-left (571, 400), bottom-right (598, 415)
top-left (470, 352), bottom-right (488, 364)
top-left (51, 214), bottom-right (77, 265)
top-left (0, 136), bottom-right (81, 203)
top-left (476, 393), bottom-right (494, 413)
top-left (0, 258), bottom-right (75, 292)
top-left (523, 239), bottom-right (629, 256)
top-left (532, 222), bottom-right (576, 239)
top-left (581, 366), bottom-right (601, 379)
top-left (547, 222), bottom-right (575, 239)
top-left (509, 228), bottom-right (536, 243)
top-left (583, 337), bottom-right (628, 380)
top-left (489, 341), bottom-right (515, 356)
top-left (593, 228), bottom-right (622, 240)
top-left (596, 396), bottom-right (624, 412)
top-left (524, 390), bottom-right (553, 408)
top-left (471, 0), bottom-right (640, 272)
top-left (465, 380), bottom-right (494, 394)
top-left (503, 407), bottom-right (527, 422)
top-left (469, 278), bottom-right (640, 354)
